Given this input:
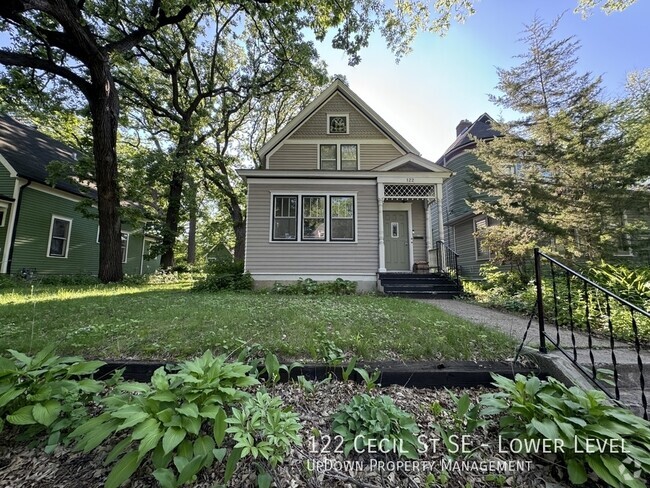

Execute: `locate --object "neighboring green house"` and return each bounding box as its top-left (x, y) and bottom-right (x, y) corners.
top-left (432, 114), bottom-right (501, 280)
top-left (0, 115), bottom-right (159, 276)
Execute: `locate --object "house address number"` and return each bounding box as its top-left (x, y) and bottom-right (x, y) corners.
top-left (405, 177), bottom-right (415, 183)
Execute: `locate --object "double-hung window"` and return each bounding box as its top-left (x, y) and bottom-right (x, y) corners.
top-left (121, 232), bottom-right (129, 263)
top-left (273, 196), bottom-right (297, 240)
top-left (330, 196), bottom-right (354, 240)
top-left (319, 143), bottom-right (358, 170)
top-left (48, 216), bottom-right (72, 258)
top-left (302, 196), bottom-right (326, 240)
top-left (473, 217), bottom-right (490, 260)
top-left (272, 195), bottom-right (355, 242)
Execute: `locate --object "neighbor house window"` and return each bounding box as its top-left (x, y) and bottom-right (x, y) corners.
top-left (473, 217), bottom-right (490, 261)
top-left (340, 144), bottom-right (358, 170)
top-left (48, 216), bottom-right (72, 258)
top-left (330, 196), bottom-right (355, 241)
top-left (320, 144), bottom-right (337, 170)
top-left (0, 204), bottom-right (7, 227)
top-left (614, 212), bottom-right (633, 257)
top-left (121, 232), bottom-right (129, 263)
top-left (273, 196), bottom-right (297, 240)
top-left (327, 114), bottom-right (348, 134)
top-left (302, 196), bottom-right (326, 240)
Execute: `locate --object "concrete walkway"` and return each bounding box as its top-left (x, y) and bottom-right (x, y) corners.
top-left (417, 298), bottom-right (650, 416)
top-left (416, 299), bottom-right (650, 366)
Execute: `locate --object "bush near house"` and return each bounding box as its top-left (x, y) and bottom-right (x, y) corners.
top-left (464, 263), bottom-right (650, 343)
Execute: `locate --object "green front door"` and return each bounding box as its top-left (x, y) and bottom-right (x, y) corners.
top-left (383, 211), bottom-right (410, 271)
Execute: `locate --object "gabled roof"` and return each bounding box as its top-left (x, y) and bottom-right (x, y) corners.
top-left (373, 153), bottom-right (451, 175)
top-left (436, 113), bottom-right (501, 166)
top-left (258, 79), bottom-right (419, 161)
top-left (0, 114), bottom-right (89, 198)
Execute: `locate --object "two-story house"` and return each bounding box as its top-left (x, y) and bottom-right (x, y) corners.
top-left (238, 79), bottom-right (454, 292)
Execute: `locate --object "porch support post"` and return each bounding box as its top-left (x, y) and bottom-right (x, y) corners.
top-left (378, 183), bottom-right (386, 273)
top-left (436, 182), bottom-right (446, 271)
top-left (425, 199), bottom-right (433, 271)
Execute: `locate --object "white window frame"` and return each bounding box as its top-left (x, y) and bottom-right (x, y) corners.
top-left (326, 113), bottom-right (349, 135)
top-left (318, 143), bottom-right (359, 171)
top-left (473, 216), bottom-right (491, 261)
top-left (97, 226), bottom-right (131, 263)
top-left (121, 231), bottom-right (130, 264)
top-left (47, 215), bottom-right (72, 259)
top-left (272, 195), bottom-right (299, 241)
top-left (269, 191), bottom-right (358, 244)
top-left (0, 203), bottom-right (8, 227)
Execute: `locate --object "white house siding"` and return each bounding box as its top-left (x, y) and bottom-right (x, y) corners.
top-left (290, 93), bottom-right (386, 140)
top-left (359, 144), bottom-right (403, 170)
top-left (245, 181), bottom-right (378, 287)
top-left (267, 144), bottom-right (317, 170)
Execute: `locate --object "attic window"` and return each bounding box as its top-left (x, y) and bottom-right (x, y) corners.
top-left (327, 114), bottom-right (348, 134)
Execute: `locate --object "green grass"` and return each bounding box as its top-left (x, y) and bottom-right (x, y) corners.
top-left (0, 283), bottom-right (515, 362)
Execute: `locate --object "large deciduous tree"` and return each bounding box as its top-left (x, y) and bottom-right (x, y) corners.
top-left (470, 16), bottom-right (650, 262)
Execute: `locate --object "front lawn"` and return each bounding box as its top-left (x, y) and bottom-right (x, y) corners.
top-left (0, 283), bottom-right (515, 361)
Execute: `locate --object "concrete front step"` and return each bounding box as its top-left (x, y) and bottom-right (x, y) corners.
top-left (379, 272), bottom-right (462, 298)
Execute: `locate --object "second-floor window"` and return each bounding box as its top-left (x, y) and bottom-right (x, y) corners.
top-left (319, 143), bottom-right (358, 170)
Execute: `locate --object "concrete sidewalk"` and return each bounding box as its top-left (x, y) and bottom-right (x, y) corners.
top-left (416, 298), bottom-right (650, 366)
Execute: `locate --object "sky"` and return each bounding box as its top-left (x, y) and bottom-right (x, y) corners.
top-left (312, 0), bottom-right (650, 161)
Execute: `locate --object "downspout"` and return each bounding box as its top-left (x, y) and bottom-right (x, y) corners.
top-left (6, 180), bottom-right (31, 275)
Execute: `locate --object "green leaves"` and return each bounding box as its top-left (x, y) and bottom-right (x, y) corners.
top-left (7, 405), bottom-right (36, 425)
top-left (105, 451), bottom-right (142, 488)
top-left (331, 394), bottom-right (420, 460)
top-left (162, 427), bottom-right (187, 455)
top-left (32, 400), bottom-right (62, 427)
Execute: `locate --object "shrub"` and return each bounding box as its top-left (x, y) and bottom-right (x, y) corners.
top-left (589, 261), bottom-right (650, 308)
top-left (0, 347), bottom-right (107, 453)
top-left (481, 374), bottom-right (650, 488)
top-left (271, 277), bottom-right (356, 295)
top-left (331, 394), bottom-right (420, 459)
top-left (192, 260), bottom-right (252, 292)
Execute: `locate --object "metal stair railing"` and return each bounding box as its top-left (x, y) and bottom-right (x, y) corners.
top-left (532, 248), bottom-right (648, 419)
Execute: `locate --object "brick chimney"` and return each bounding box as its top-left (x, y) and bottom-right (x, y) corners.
top-left (456, 119), bottom-right (472, 136)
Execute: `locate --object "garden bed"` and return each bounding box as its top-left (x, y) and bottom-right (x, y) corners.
top-left (0, 382), bottom-right (562, 488)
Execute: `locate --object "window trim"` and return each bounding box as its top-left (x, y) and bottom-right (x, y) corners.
top-left (269, 192), bottom-right (357, 244)
top-left (271, 195), bottom-right (298, 242)
top-left (329, 195), bottom-right (356, 241)
top-left (340, 144), bottom-right (359, 171)
top-left (473, 216), bottom-right (491, 261)
top-left (121, 231), bottom-right (130, 264)
top-left (301, 195), bottom-right (327, 241)
top-left (319, 144), bottom-right (338, 171)
top-left (0, 203), bottom-right (8, 227)
top-left (47, 215), bottom-right (72, 259)
top-left (318, 143), bottom-right (359, 171)
top-left (326, 113), bottom-right (349, 135)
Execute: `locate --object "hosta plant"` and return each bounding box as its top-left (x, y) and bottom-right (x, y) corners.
top-left (0, 346), bottom-right (106, 453)
top-left (331, 394), bottom-right (420, 459)
top-left (70, 350), bottom-right (259, 488)
top-left (481, 374), bottom-right (650, 488)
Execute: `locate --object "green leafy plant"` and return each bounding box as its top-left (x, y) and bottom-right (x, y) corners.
top-left (70, 350), bottom-right (259, 488)
top-left (271, 277), bottom-right (356, 295)
top-left (354, 366), bottom-right (381, 391)
top-left (261, 352), bottom-right (302, 385)
top-left (590, 261), bottom-right (650, 308)
top-left (331, 394), bottom-right (420, 459)
top-left (226, 391), bottom-right (302, 467)
top-left (481, 374), bottom-right (650, 488)
top-left (0, 346), bottom-right (106, 453)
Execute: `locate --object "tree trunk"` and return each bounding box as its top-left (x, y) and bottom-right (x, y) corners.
top-left (159, 168), bottom-right (185, 268)
top-left (229, 197), bottom-right (246, 262)
top-left (187, 177), bottom-right (197, 265)
top-left (89, 62), bottom-right (123, 283)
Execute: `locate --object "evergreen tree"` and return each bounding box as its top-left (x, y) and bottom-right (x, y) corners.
top-left (470, 16), bottom-right (650, 262)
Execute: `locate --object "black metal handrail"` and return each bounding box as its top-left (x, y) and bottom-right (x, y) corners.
top-left (435, 240), bottom-right (461, 287)
top-left (533, 248), bottom-right (648, 419)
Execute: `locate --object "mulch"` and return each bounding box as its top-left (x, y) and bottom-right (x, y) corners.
top-left (0, 382), bottom-right (573, 487)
